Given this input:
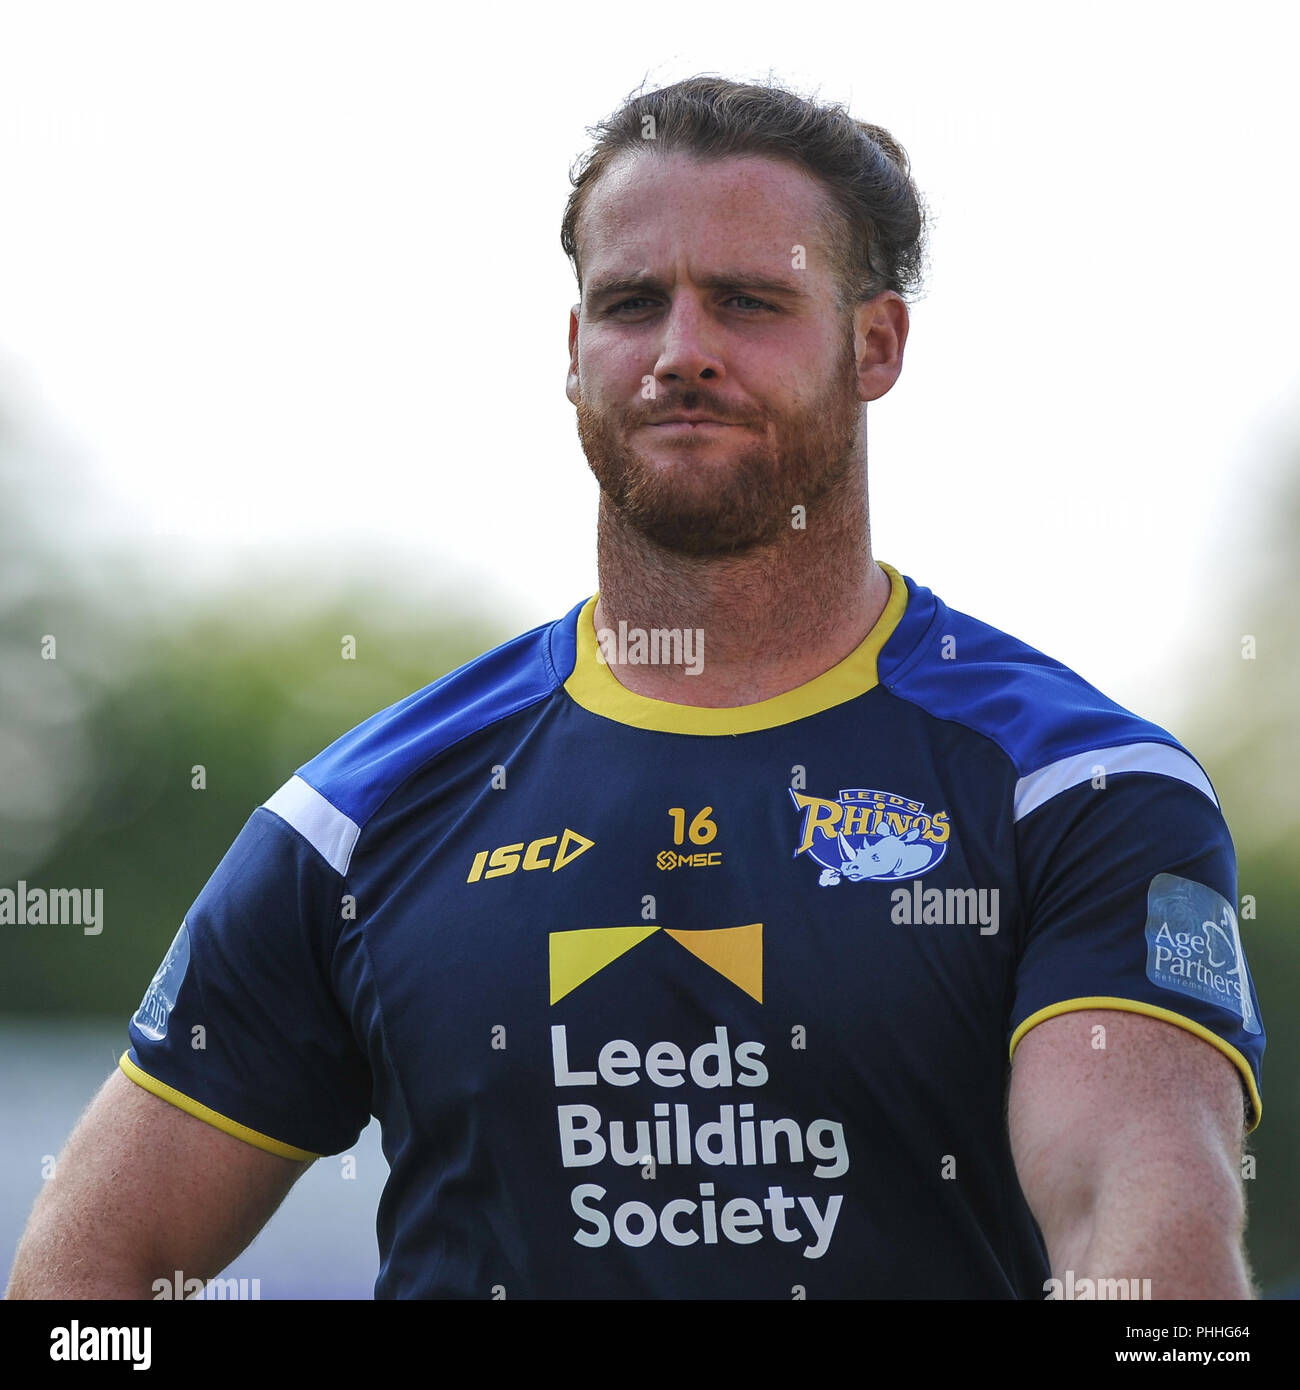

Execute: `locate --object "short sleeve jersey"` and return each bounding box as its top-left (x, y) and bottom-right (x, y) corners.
top-left (123, 564), bottom-right (1264, 1299)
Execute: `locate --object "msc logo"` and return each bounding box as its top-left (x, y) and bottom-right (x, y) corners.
top-left (656, 850), bottom-right (723, 871)
top-left (466, 829), bottom-right (594, 883)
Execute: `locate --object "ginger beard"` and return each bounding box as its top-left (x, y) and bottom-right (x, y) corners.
top-left (575, 321), bottom-right (863, 557)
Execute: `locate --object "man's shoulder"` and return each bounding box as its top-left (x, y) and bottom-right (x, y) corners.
top-left (881, 570), bottom-right (1219, 816)
top-left (258, 598), bottom-right (589, 870)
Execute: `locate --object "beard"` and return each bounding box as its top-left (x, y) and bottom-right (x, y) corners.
top-left (574, 325), bottom-right (863, 557)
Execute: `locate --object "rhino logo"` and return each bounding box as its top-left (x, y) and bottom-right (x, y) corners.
top-left (838, 826), bottom-right (936, 879)
top-left (791, 787), bottom-right (950, 886)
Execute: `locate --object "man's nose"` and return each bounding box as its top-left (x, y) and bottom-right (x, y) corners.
top-left (651, 296), bottom-right (726, 383)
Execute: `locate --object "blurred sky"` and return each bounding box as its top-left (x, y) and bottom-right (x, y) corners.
top-left (1, 0), bottom-right (1297, 732)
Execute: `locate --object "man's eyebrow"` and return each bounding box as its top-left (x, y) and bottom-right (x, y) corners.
top-left (586, 270), bottom-right (809, 302)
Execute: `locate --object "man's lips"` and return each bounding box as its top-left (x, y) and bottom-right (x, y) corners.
top-left (643, 418), bottom-right (738, 431)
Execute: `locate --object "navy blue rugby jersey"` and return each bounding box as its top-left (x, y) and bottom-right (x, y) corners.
top-left (122, 562), bottom-right (1264, 1299)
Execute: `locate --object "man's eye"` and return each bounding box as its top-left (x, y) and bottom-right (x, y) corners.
top-left (607, 295), bottom-right (772, 314)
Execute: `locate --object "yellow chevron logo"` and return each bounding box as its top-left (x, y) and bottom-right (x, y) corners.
top-left (549, 922), bottom-right (762, 1005)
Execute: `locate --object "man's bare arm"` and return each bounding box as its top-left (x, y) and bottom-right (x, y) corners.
top-left (1008, 1008), bottom-right (1252, 1299)
top-left (6, 1067), bottom-right (311, 1299)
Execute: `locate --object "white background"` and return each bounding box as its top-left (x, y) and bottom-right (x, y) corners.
top-left (1, 0), bottom-right (1296, 732)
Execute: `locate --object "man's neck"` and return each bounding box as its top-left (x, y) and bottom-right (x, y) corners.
top-left (591, 467), bottom-right (890, 708)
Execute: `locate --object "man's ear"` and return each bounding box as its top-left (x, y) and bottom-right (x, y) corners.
top-left (853, 291), bottom-right (909, 403)
top-left (566, 304), bottom-right (581, 406)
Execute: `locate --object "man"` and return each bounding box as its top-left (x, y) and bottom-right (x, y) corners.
top-left (8, 76), bottom-right (1262, 1300)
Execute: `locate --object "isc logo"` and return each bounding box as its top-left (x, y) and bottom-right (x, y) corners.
top-left (466, 829), bottom-right (594, 883)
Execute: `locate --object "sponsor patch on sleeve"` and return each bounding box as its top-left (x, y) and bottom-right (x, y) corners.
top-left (131, 921), bottom-right (192, 1041)
top-left (1143, 874), bottom-right (1260, 1034)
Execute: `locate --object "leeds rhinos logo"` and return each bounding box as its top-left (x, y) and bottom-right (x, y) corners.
top-left (789, 787), bottom-right (950, 885)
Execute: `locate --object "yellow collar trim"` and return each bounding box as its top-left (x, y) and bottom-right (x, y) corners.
top-left (562, 562), bottom-right (908, 735)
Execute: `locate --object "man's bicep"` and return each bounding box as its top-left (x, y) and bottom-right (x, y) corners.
top-left (7, 1066), bottom-right (311, 1299)
top-left (1006, 1008), bottom-right (1246, 1265)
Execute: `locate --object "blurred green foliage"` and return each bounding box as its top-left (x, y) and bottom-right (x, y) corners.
top-left (0, 584), bottom-right (506, 1014)
top-left (0, 379), bottom-right (514, 1016)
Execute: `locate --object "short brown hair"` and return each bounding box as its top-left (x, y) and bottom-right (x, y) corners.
top-left (560, 74), bottom-right (929, 312)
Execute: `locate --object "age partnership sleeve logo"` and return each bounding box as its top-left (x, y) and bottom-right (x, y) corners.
top-left (131, 921), bottom-right (192, 1041)
top-left (1143, 874), bottom-right (1261, 1034)
top-left (789, 787), bottom-right (950, 886)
